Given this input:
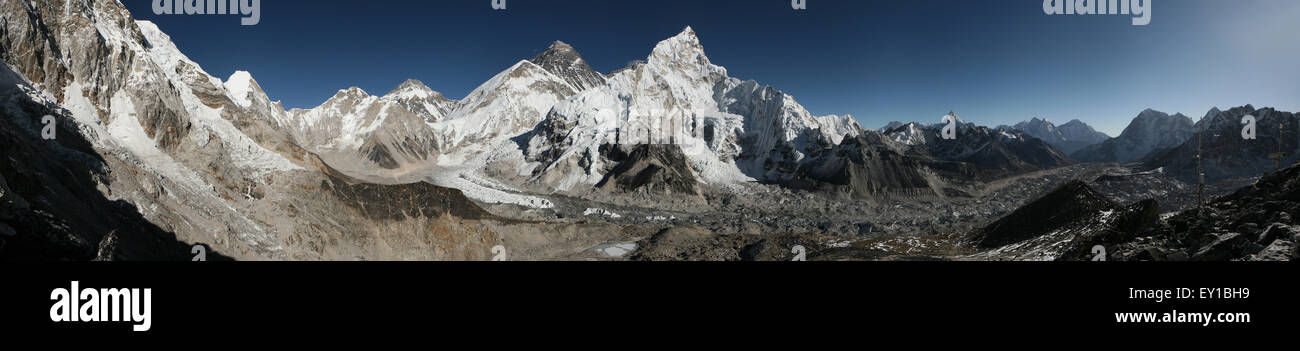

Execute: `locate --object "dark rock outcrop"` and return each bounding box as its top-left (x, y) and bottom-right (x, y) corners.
top-left (530, 41), bottom-right (606, 92)
top-left (970, 181), bottom-right (1120, 249)
top-left (788, 133), bottom-right (938, 199)
top-left (596, 144), bottom-right (701, 196)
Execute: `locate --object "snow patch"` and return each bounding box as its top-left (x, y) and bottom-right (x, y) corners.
top-left (583, 208), bottom-right (622, 218)
top-left (224, 71), bottom-right (255, 108)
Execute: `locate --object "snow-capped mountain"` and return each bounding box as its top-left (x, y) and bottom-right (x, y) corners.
top-left (1, 0), bottom-right (509, 261)
top-left (1012, 118), bottom-right (1109, 155)
top-left (530, 41), bottom-right (606, 92)
top-left (287, 79), bottom-right (456, 177)
top-left (437, 59), bottom-right (577, 162)
top-left (286, 55), bottom-right (579, 181)
top-left (1072, 109), bottom-right (1195, 163)
top-left (520, 27), bottom-right (863, 191)
top-left (1143, 105), bottom-right (1299, 182)
top-left (879, 121), bottom-right (907, 132)
top-left (881, 112), bottom-right (1072, 178)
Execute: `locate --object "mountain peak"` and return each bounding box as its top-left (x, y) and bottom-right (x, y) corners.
top-left (224, 70), bottom-right (256, 90)
top-left (946, 110), bottom-right (963, 121)
top-left (331, 87), bottom-right (371, 101)
top-left (547, 40), bottom-right (573, 51)
top-left (531, 40), bottom-right (606, 91)
top-left (644, 26), bottom-right (725, 79)
top-left (385, 78), bottom-right (437, 99)
top-left (396, 78), bottom-right (429, 90)
top-left (1138, 108), bottom-right (1167, 116)
top-left (224, 70), bottom-right (263, 108)
top-left (657, 26), bottom-right (703, 51)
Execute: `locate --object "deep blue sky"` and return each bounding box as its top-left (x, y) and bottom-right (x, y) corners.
top-left (126, 0), bottom-right (1299, 136)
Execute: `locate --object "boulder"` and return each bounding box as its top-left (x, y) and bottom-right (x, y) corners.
top-left (1247, 240), bottom-right (1297, 261)
top-left (1258, 224), bottom-right (1298, 246)
top-left (1191, 233), bottom-right (1250, 261)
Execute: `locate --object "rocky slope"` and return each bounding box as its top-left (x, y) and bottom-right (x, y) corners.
top-left (967, 180), bottom-right (1160, 260)
top-left (785, 132), bottom-right (947, 200)
top-left (0, 64), bottom-right (222, 261)
top-left (0, 0), bottom-right (549, 261)
top-left (971, 162), bottom-right (1300, 262)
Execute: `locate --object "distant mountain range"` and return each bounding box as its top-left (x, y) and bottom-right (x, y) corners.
top-left (1072, 109), bottom-right (1197, 163)
top-left (1010, 118), bottom-right (1110, 155)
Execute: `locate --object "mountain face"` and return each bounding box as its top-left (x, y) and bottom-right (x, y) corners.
top-left (437, 60), bottom-right (576, 161)
top-left (595, 144), bottom-right (701, 196)
top-left (1, 64), bottom-right (223, 261)
top-left (1012, 118), bottom-right (1109, 155)
top-left (287, 59), bottom-right (576, 182)
top-left (967, 180), bottom-right (1161, 261)
top-left (1, 0), bottom-right (518, 260)
top-left (288, 81), bottom-right (456, 176)
top-left (881, 112), bottom-right (1073, 179)
top-left (530, 41), bottom-right (606, 92)
top-left (1072, 109), bottom-right (1195, 163)
top-left (785, 132), bottom-right (944, 199)
top-left (521, 27), bottom-right (863, 191)
top-left (1143, 105), bottom-right (1300, 182)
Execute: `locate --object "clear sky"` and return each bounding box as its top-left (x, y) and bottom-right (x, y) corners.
top-left (126, 0), bottom-right (1300, 136)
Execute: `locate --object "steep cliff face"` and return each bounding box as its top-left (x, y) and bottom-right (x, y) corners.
top-left (0, 63), bottom-right (216, 261)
